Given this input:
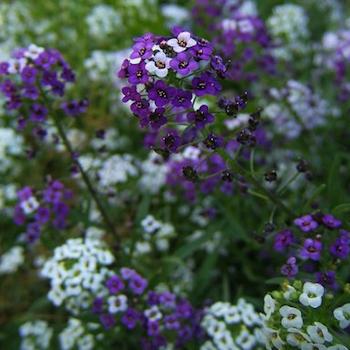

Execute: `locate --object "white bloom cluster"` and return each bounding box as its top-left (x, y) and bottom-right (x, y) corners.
top-left (41, 238), bottom-right (114, 315)
top-left (201, 298), bottom-right (265, 350)
top-left (138, 153), bottom-right (167, 194)
top-left (267, 4), bottom-right (309, 60)
top-left (19, 320), bottom-right (53, 350)
top-left (134, 215), bottom-right (175, 255)
top-left (0, 246), bottom-right (24, 274)
top-left (0, 127), bottom-right (24, 171)
top-left (262, 281), bottom-right (349, 350)
top-left (265, 80), bottom-right (336, 139)
top-left (59, 318), bottom-right (103, 350)
top-left (86, 5), bottom-right (122, 39)
top-left (98, 154), bottom-right (138, 188)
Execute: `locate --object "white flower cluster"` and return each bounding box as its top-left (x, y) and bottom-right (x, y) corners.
top-left (86, 5), bottom-right (122, 39)
top-left (40, 238), bottom-right (114, 315)
top-left (134, 215), bottom-right (175, 255)
top-left (98, 154), bottom-right (138, 188)
top-left (265, 80), bottom-right (336, 139)
top-left (267, 4), bottom-right (309, 60)
top-left (262, 281), bottom-right (349, 349)
top-left (19, 320), bottom-right (53, 350)
top-left (201, 298), bottom-right (265, 350)
top-left (138, 153), bottom-right (167, 194)
top-left (0, 127), bottom-right (24, 172)
top-left (59, 318), bottom-right (103, 350)
top-left (0, 246), bottom-right (24, 274)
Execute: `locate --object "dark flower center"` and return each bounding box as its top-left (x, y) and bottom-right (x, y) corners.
top-left (155, 61), bottom-right (166, 69)
top-left (157, 89), bottom-right (167, 98)
top-left (179, 61), bottom-right (189, 69)
top-left (178, 39), bottom-right (187, 47)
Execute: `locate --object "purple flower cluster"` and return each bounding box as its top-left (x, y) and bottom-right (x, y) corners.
top-left (0, 44), bottom-right (87, 136)
top-left (119, 28), bottom-right (226, 155)
top-left (93, 267), bottom-right (203, 349)
top-left (14, 180), bottom-right (73, 243)
top-left (272, 212), bottom-right (350, 289)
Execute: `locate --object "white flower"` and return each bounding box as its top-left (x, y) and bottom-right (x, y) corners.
top-left (144, 305), bottom-right (162, 321)
top-left (108, 295), bottom-right (128, 314)
top-left (24, 44), bottom-right (44, 60)
top-left (306, 322), bottom-right (333, 344)
top-left (20, 196), bottom-right (39, 214)
top-left (283, 285), bottom-right (297, 300)
top-left (145, 51), bottom-right (170, 78)
top-left (286, 328), bottom-right (311, 347)
top-left (299, 282), bottom-right (324, 308)
top-left (328, 345), bottom-right (349, 350)
top-left (141, 215), bottom-right (162, 234)
top-left (264, 295), bottom-right (276, 319)
top-left (264, 328), bottom-right (285, 350)
top-left (206, 319), bottom-right (226, 338)
top-left (0, 246), bottom-right (24, 274)
top-left (167, 32), bottom-right (196, 53)
top-left (279, 305), bottom-right (303, 329)
top-left (224, 305), bottom-right (240, 324)
top-left (301, 344), bottom-right (327, 350)
top-left (236, 329), bottom-right (256, 350)
top-left (333, 303), bottom-right (350, 329)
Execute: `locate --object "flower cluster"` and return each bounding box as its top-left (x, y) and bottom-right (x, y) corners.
top-left (14, 180), bottom-right (73, 243)
top-left (40, 238), bottom-right (114, 314)
top-left (0, 44), bottom-right (87, 135)
top-left (267, 4), bottom-right (309, 60)
top-left (119, 28), bottom-right (226, 155)
top-left (262, 281), bottom-right (350, 349)
top-left (93, 267), bottom-right (203, 349)
top-left (272, 211), bottom-right (349, 288)
top-left (201, 298), bottom-right (265, 350)
top-left (0, 245), bottom-right (24, 274)
top-left (19, 320), bottom-right (53, 350)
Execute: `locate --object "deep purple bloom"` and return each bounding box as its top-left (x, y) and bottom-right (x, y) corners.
top-left (322, 214), bottom-right (342, 229)
top-left (203, 133), bottom-right (224, 150)
top-left (330, 237), bottom-right (350, 259)
top-left (294, 215), bottom-right (318, 232)
top-left (122, 308), bottom-right (139, 329)
top-left (316, 271), bottom-right (338, 290)
top-left (61, 100), bottom-right (88, 116)
top-left (118, 59), bottom-right (130, 79)
top-left (129, 273), bottom-right (148, 295)
top-left (106, 275), bottom-right (125, 294)
top-left (29, 103), bottom-right (48, 122)
top-left (187, 104), bottom-right (214, 129)
top-left (274, 229), bottom-right (294, 252)
top-left (26, 222), bottom-right (41, 243)
top-left (130, 38), bottom-right (154, 61)
top-left (0, 79), bottom-right (16, 97)
top-left (21, 66), bottom-right (37, 84)
top-left (164, 314), bottom-right (180, 330)
top-left (147, 320), bottom-right (159, 336)
top-left (0, 61), bottom-right (9, 75)
top-left (148, 80), bottom-right (175, 107)
top-left (281, 256), bottom-right (298, 277)
top-left (211, 55), bottom-right (227, 76)
top-left (170, 52), bottom-right (199, 76)
top-left (100, 313), bottom-right (116, 329)
top-left (158, 291), bottom-right (176, 308)
top-left (35, 207), bottom-right (50, 224)
top-left (43, 180), bottom-right (64, 203)
top-left (92, 297), bottom-right (104, 314)
top-left (130, 98), bottom-right (150, 118)
top-left (190, 40), bottom-right (213, 60)
top-left (128, 62), bottom-right (149, 85)
top-left (300, 239), bottom-right (322, 261)
top-left (143, 108), bottom-right (167, 130)
top-left (120, 267), bottom-right (136, 280)
top-left (23, 84), bottom-right (39, 100)
top-left (172, 89), bottom-right (193, 109)
top-left (122, 86), bottom-right (140, 102)
top-left (192, 72), bottom-right (221, 96)
top-left (161, 129), bottom-right (181, 153)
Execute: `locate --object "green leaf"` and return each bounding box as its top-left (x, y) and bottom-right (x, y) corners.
top-left (332, 203), bottom-right (350, 215)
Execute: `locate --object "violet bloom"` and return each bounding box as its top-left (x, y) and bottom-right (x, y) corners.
top-left (187, 104), bottom-right (214, 129)
top-left (274, 229), bottom-right (294, 252)
top-left (300, 238), bottom-right (322, 261)
top-left (322, 214), bottom-right (342, 229)
top-left (21, 66), bottom-right (37, 84)
top-left (29, 104), bottom-right (48, 122)
top-left (130, 98), bottom-right (150, 118)
top-left (161, 129), bottom-right (181, 153)
top-left (122, 86), bottom-right (140, 103)
top-left (172, 89), bottom-right (192, 109)
top-left (148, 80), bottom-right (175, 107)
top-left (147, 320), bottom-right (160, 336)
top-left (129, 273), bottom-right (148, 295)
top-left (294, 214), bottom-right (318, 232)
top-left (130, 38), bottom-right (154, 61)
top-left (23, 84), bottom-right (39, 100)
top-left (121, 308), bottom-right (139, 329)
top-left (316, 271), bottom-right (338, 290)
top-left (128, 62), bottom-right (149, 85)
top-left (61, 99), bottom-right (88, 117)
top-left (330, 237), bottom-right (350, 259)
top-left (146, 108), bottom-right (167, 130)
top-left (35, 207), bottom-right (50, 224)
top-left (100, 313), bottom-right (116, 330)
top-left (164, 314), bottom-right (180, 330)
top-left (26, 222), bottom-right (41, 243)
top-left (92, 297), bottom-right (104, 314)
top-left (170, 52), bottom-right (199, 76)
top-left (120, 267), bottom-right (136, 280)
top-left (281, 256), bottom-right (298, 277)
top-left (190, 40), bottom-right (213, 61)
top-left (192, 72), bottom-right (221, 96)
top-left (106, 275), bottom-right (125, 294)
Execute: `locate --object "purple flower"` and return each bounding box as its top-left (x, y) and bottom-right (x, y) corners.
top-left (187, 104), bottom-right (214, 129)
top-left (164, 314), bottom-right (180, 330)
top-left (294, 215), bottom-right (318, 232)
top-left (147, 320), bottom-right (159, 336)
top-left (106, 275), bottom-right (125, 294)
top-left (172, 89), bottom-right (192, 109)
top-left (21, 66), bottom-right (37, 84)
top-left (274, 229), bottom-right (294, 252)
top-left (316, 271), bottom-right (338, 290)
top-left (23, 84), bottom-right (39, 100)
top-left (158, 291), bottom-right (176, 308)
top-left (330, 237), bottom-right (350, 259)
top-left (35, 207), bottom-right (50, 224)
top-left (100, 313), bottom-right (116, 330)
top-left (190, 40), bottom-right (213, 61)
top-left (120, 267), bottom-right (136, 280)
top-left (281, 256), bottom-right (298, 277)
top-left (192, 72), bottom-right (221, 96)
top-left (210, 55), bottom-right (227, 76)
top-left (128, 62), bottom-right (149, 85)
top-left (170, 52), bottom-right (199, 76)
top-left (148, 80), bottom-right (175, 107)
top-left (0, 79), bottom-right (16, 97)
top-left (300, 238), bottom-right (322, 261)
top-left (118, 59), bottom-right (130, 79)
top-left (29, 104), bottom-right (48, 122)
top-left (92, 297), bottom-right (104, 314)
top-left (143, 108), bottom-right (167, 130)
top-left (26, 222), bottom-right (41, 243)
top-left (61, 100), bottom-right (88, 117)
top-left (130, 38), bottom-right (154, 61)
top-left (122, 86), bottom-right (140, 103)
top-left (121, 308), bottom-right (139, 329)
top-left (161, 129), bottom-right (181, 153)
top-left (203, 133), bottom-right (224, 150)
top-left (322, 214), bottom-right (342, 229)
top-left (0, 61), bottom-right (9, 75)
top-left (130, 98), bottom-right (150, 118)
top-left (129, 273), bottom-right (148, 295)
